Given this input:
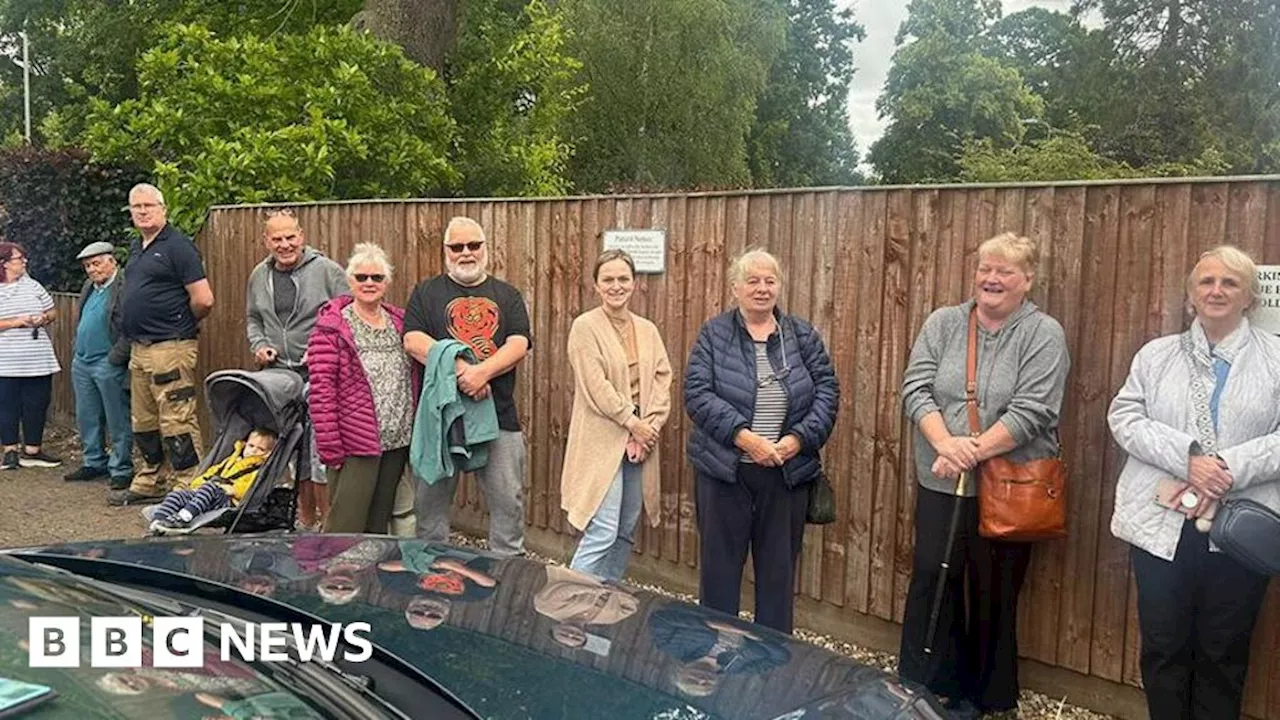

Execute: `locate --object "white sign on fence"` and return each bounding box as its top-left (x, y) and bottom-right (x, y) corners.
top-left (603, 229), bottom-right (666, 274)
top-left (1257, 266), bottom-right (1280, 335)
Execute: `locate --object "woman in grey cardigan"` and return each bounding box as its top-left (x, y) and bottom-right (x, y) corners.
top-left (1108, 245), bottom-right (1278, 720)
top-left (897, 232), bottom-right (1070, 719)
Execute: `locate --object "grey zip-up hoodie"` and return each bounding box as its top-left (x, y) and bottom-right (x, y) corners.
top-left (901, 299), bottom-right (1070, 496)
top-left (246, 247), bottom-right (348, 369)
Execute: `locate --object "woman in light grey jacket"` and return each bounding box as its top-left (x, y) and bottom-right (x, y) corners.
top-left (1108, 245), bottom-right (1278, 720)
top-left (898, 232), bottom-right (1070, 719)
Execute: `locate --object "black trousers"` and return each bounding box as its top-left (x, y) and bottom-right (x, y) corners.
top-left (899, 486), bottom-right (1032, 712)
top-left (1131, 520), bottom-right (1270, 720)
top-left (695, 464), bottom-right (808, 634)
top-left (0, 375), bottom-right (53, 447)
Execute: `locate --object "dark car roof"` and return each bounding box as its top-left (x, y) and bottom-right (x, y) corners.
top-left (5, 534), bottom-right (943, 720)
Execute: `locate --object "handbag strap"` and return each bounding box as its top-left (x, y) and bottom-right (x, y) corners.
top-left (966, 306), bottom-right (981, 437)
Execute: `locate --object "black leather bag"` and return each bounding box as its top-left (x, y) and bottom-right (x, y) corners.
top-left (807, 472), bottom-right (835, 525)
top-left (1209, 498), bottom-right (1280, 576)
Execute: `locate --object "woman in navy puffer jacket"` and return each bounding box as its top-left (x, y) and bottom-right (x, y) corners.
top-left (684, 249), bottom-right (839, 634)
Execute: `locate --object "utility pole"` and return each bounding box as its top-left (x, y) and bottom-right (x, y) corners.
top-left (18, 30), bottom-right (29, 142)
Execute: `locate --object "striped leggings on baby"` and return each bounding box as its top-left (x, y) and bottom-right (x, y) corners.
top-left (155, 483), bottom-right (231, 522)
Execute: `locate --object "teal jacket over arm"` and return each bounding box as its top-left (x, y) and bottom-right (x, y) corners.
top-left (410, 338), bottom-right (501, 485)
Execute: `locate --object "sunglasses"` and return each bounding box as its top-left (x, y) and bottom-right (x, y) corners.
top-left (446, 242), bottom-right (484, 253)
top-left (353, 273), bottom-right (386, 283)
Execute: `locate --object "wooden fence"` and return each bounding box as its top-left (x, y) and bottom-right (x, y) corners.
top-left (47, 179), bottom-right (1280, 719)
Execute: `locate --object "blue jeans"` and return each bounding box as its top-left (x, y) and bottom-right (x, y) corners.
top-left (72, 356), bottom-right (133, 482)
top-left (570, 457), bottom-right (643, 582)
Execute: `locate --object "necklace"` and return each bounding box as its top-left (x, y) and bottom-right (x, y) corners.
top-left (353, 304), bottom-right (384, 328)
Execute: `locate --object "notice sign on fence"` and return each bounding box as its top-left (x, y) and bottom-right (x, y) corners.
top-left (603, 229), bottom-right (666, 273)
top-left (1257, 266), bottom-right (1280, 334)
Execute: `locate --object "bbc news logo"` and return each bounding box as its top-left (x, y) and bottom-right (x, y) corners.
top-left (28, 617), bottom-right (373, 668)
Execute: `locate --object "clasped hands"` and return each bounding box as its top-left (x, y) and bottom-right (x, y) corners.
top-left (931, 435), bottom-right (981, 480)
top-left (734, 429), bottom-right (801, 467)
top-left (455, 358), bottom-right (492, 400)
top-left (1185, 454), bottom-right (1234, 506)
top-left (626, 416), bottom-right (659, 463)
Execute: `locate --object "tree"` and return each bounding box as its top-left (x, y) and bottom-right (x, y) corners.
top-left (958, 132), bottom-right (1129, 182)
top-left (562, 0), bottom-right (786, 191)
top-left (868, 0), bottom-right (1043, 184)
top-left (0, 146), bottom-right (147, 291)
top-left (70, 23), bottom-right (458, 232)
top-left (352, 0), bottom-right (458, 74)
top-left (1196, 0), bottom-right (1280, 172)
top-left (984, 7), bottom-right (1119, 140)
top-left (1072, 0), bottom-right (1278, 171)
top-left (957, 127), bottom-right (1229, 183)
top-left (747, 0), bottom-right (866, 187)
top-left (0, 0), bottom-right (364, 142)
top-left (445, 0), bottom-right (584, 196)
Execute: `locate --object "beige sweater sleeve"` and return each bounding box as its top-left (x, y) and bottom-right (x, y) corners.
top-left (641, 321), bottom-right (673, 432)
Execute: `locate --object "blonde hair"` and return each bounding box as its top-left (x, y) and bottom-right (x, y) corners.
top-left (345, 243), bottom-right (393, 279)
top-left (1187, 245), bottom-right (1261, 315)
top-left (729, 248), bottom-right (782, 286)
top-left (977, 232), bottom-right (1039, 275)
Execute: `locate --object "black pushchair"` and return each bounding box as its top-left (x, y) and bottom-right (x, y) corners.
top-left (142, 368), bottom-right (308, 534)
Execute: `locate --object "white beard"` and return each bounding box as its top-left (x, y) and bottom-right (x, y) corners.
top-left (446, 258), bottom-right (487, 285)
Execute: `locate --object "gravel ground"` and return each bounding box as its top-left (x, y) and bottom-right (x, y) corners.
top-left (2, 426), bottom-right (1114, 720)
top-left (0, 426), bottom-right (149, 547)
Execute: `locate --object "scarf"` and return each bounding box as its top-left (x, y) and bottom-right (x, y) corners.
top-left (1176, 317), bottom-right (1250, 531)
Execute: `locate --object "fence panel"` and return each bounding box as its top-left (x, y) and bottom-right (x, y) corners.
top-left (42, 180), bottom-right (1280, 719)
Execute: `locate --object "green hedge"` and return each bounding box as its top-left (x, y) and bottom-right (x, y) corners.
top-left (0, 146), bottom-right (149, 292)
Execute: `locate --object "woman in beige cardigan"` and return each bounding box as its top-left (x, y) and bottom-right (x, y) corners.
top-left (561, 249), bottom-right (672, 582)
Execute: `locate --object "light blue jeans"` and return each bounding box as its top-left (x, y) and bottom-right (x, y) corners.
top-left (570, 457), bottom-right (643, 582)
top-left (72, 356), bottom-right (133, 483)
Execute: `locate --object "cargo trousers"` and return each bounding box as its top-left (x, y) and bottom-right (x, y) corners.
top-left (128, 339), bottom-right (203, 496)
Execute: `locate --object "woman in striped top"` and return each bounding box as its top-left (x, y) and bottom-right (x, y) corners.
top-left (0, 242), bottom-right (62, 471)
top-left (684, 249), bottom-right (839, 634)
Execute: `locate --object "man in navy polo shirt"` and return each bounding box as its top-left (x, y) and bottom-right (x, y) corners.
top-left (109, 183), bottom-right (215, 506)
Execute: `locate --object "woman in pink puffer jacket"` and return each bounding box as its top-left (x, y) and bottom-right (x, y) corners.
top-left (307, 243), bottom-right (419, 534)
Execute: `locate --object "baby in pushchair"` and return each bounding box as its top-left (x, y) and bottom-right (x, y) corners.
top-left (148, 428), bottom-right (278, 535)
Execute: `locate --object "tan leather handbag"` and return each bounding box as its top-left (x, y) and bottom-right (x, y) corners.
top-left (966, 307), bottom-right (1068, 541)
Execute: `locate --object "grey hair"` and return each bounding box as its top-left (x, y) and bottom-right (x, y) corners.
top-left (129, 183), bottom-right (165, 206)
top-left (346, 243), bottom-right (393, 279)
top-left (729, 248), bottom-right (782, 286)
top-left (1187, 244), bottom-right (1261, 315)
top-left (444, 216), bottom-right (486, 245)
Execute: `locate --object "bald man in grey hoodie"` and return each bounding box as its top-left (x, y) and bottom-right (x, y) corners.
top-left (246, 210), bottom-right (346, 529)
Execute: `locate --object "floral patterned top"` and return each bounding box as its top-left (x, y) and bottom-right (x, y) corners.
top-left (343, 304), bottom-right (413, 451)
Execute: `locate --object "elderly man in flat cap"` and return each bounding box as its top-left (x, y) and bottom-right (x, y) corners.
top-left (65, 241), bottom-right (133, 486)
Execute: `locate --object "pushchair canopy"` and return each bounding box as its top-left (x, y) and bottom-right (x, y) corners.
top-left (204, 368), bottom-right (306, 437)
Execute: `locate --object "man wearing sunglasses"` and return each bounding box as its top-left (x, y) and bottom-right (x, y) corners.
top-left (245, 209), bottom-right (347, 529)
top-left (403, 216), bottom-right (532, 557)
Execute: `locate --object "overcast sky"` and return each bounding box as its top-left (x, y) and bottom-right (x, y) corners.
top-left (840, 0), bottom-right (1077, 163)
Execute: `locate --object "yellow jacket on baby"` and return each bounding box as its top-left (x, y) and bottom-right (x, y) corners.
top-left (190, 441), bottom-right (267, 503)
